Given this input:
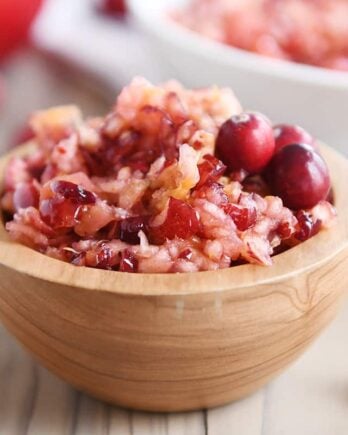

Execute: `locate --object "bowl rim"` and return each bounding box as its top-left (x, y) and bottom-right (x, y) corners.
top-left (128, 0), bottom-right (348, 90)
top-left (0, 142), bottom-right (347, 297)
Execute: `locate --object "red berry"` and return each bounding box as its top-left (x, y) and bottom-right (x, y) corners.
top-left (119, 216), bottom-right (149, 245)
top-left (40, 180), bottom-right (96, 228)
top-left (99, 0), bottom-right (127, 16)
top-left (269, 144), bottom-right (331, 210)
top-left (150, 198), bottom-right (201, 244)
top-left (273, 124), bottom-right (317, 152)
top-left (0, 0), bottom-right (43, 59)
top-left (216, 112), bottom-right (275, 174)
top-left (196, 154), bottom-right (226, 188)
top-left (119, 249), bottom-right (138, 272)
top-left (222, 203), bottom-right (257, 231)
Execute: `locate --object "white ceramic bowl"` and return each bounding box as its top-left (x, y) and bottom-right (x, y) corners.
top-left (128, 0), bottom-right (348, 155)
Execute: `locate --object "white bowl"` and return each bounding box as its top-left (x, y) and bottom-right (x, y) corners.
top-left (128, 0), bottom-right (348, 155)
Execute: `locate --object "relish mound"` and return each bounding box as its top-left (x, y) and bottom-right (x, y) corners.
top-left (172, 0), bottom-right (348, 71)
top-left (1, 78), bottom-right (336, 273)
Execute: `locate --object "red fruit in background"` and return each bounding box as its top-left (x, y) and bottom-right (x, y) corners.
top-left (150, 198), bottom-right (201, 244)
top-left (268, 144), bottom-right (331, 210)
top-left (216, 112), bottom-right (275, 174)
top-left (99, 0), bottom-right (127, 17)
top-left (273, 124), bottom-right (317, 152)
top-left (0, 0), bottom-right (43, 60)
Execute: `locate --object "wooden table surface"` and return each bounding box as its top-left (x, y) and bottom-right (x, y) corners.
top-left (1, 51), bottom-right (348, 435)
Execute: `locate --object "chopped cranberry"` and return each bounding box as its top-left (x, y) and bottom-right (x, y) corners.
top-left (150, 198), bottom-right (201, 244)
top-left (51, 181), bottom-right (97, 204)
top-left (273, 124), bottom-right (317, 152)
top-left (223, 203), bottom-right (257, 231)
top-left (276, 222), bottom-right (293, 239)
top-left (268, 144), bottom-right (331, 210)
top-left (13, 181), bottom-right (40, 211)
top-left (216, 112), bottom-right (275, 174)
top-left (197, 154), bottom-right (226, 188)
top-left (295, 210), bottom-right (321, 241)
top-left (95, 245), bottom-right (115, 269)
top-left (40, 181), bottom-right (96, 229)
top-left (178, 248), bottom-right (193, 261)
top-left (119, 216), bottom-right (149, 245)
top-left (119, 249), bottom-right (138, 272)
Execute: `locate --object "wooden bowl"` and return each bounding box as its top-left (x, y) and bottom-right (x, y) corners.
top-left (0, 143), bottom-right (347, 412)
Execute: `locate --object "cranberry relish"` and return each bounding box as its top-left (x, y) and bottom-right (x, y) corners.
top-left (1, 78), bottom-right (336, 273)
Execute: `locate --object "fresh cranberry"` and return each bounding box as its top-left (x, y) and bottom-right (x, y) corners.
top-left (119, 249), bottom-right (138, 272)
top-left (40, 181), bottom-right (96, 228)
top-left (216, 112), bottom-right (275, 174)
top-left (196, 154), bottom-right (226, 188)
top-left (13, 181), bottom-right (39, 211)
top-left (51, 181), bottom-right (97, 204)
top-left (95, 245), bottom-right (115, 269)
top-left (268, 144), bottom-right (331, 210)
top-left (276, 222), bottom-right (293, 239)
top-left (119, 216), bottom-right (149, 245)
top-left (294, 210), bottom-right (321, 241)
top-left (273, 124), bottom-right (317, 152)
top-left (150, 198), bottom-right (201, 244)
top-left (223, 203), bottom-right (257, 231)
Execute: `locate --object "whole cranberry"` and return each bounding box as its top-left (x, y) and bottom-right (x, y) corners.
top-left (269, 144), bottom-right (331, 210)
top-left (216, 112), bottom-right (275, 174)
top-left (273, 124), bottom-right (317, 152)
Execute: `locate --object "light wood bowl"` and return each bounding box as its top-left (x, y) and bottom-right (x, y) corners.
top-left (0, 143), bottom-right (347, 412)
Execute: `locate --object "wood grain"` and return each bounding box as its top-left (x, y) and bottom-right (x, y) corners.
top-left (0, 144), bottom-right (347, 412)
top-left (2, 302), bottom-right (348, 434)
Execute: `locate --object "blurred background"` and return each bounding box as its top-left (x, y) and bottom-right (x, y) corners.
top-left (0, 0), bottom-right (157, 149)
top-left (0, 0), bottom-right (347, 154)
